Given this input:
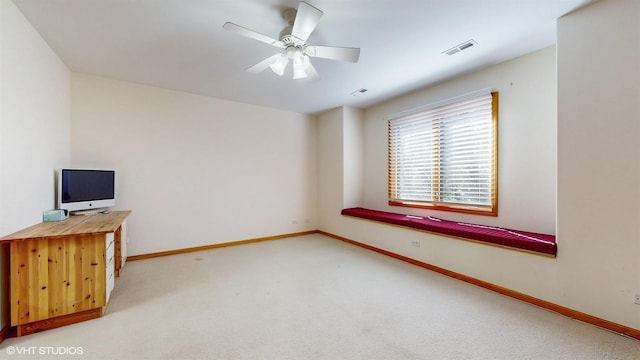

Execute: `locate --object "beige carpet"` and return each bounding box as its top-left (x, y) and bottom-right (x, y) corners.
top-left (1, 234), bottom-right (639, 359)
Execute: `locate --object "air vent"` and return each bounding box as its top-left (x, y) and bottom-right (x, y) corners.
top-left (443, 39), bottom-right (477, 56)
top-left (350, 88), bottom-right (368, 96)
top-left (445, 48), bottom-right (460, 56)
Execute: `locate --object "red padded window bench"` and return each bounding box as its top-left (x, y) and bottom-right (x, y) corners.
top-left (341, 207), bottom-right (557, 257)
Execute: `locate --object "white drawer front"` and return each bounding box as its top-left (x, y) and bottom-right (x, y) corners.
top-left (105, 232), bottom-right (116, 303)
top-left (106, 271), bottom-right (115, 302)
top-left (120, 220), bottom-right (127, 267)
top-left (105, 232), bottom-right (115, 250)
top-left (107, 241), bottom-right (115, 267)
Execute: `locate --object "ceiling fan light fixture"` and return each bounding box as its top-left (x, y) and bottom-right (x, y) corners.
top-left (224, 1), bottom-right (360, 81)
top-left (293, 66), bottom-right (308, 79)
top-left (269, 54), bottom-right (289, 76)
top-left (292, 51), bottom-right (310, 79)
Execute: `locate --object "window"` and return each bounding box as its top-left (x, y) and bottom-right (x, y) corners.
top-left (388, 91), bottom-right (498, 216)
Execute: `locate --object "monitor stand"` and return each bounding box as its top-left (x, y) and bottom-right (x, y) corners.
top-left (71, 208), bottom-right (107, 216)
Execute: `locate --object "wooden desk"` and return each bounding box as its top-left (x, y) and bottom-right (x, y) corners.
top-left (0, 210), bottom-right (131, 336)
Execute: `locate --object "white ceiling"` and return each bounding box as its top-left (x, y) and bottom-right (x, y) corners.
top-left (13, 0), bottom-right (591, 114)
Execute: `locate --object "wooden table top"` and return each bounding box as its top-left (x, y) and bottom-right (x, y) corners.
top-left (0, 210), bottom-right (131, 243)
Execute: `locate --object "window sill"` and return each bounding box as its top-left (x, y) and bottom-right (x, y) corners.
top-left (389, 200), bottom-right (497, 216)
top-left (341, 207), bottom-right (556, 257)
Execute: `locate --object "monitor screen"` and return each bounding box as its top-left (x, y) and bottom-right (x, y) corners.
top-left (61, 169), bottom-right (115, 203)
top-left (58, 169), bottom-right (116, 212)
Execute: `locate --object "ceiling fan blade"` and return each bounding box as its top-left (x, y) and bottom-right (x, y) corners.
top-left (223, 22), bottom-right (284, 48)
top-left (305, 62), bottom-right (320, 80)
top-left (306, 46), bottom-right (360, 63)
top-left (246, 54), bottom-right (281, 74)
top-left (291, 2), bottom-right (323, 42)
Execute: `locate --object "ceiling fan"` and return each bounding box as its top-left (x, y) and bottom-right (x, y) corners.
top-left (223, 1), bottom-right (360, 80)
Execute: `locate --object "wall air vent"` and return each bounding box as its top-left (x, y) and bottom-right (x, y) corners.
top-left (443, 39), bottom-right (477, 56)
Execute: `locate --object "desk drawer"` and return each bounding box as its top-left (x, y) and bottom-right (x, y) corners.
top-left (106, 271), bottom-right (115, 302)
top-left (105, 232), bottom-right (115, 302)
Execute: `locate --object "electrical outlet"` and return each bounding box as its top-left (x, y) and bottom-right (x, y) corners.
top-left (634, 293), bottom-right (640, 305)
top-left (411, 240), bottom-right (420, 247)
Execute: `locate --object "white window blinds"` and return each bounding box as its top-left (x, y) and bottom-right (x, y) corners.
top-left (388, 91), bottom-right (497, 214)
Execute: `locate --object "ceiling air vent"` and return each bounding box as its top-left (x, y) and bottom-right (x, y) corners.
top-left (443, 39), bottom-right (477, 56)
top-left (350, 88), bottom-right (368, 96)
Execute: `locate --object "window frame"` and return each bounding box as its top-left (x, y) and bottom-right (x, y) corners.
top-left (387, 91), bottom-right (499, 216)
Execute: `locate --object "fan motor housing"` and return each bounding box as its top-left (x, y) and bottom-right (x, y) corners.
top-left (279, 8), bottom-right (303, 43)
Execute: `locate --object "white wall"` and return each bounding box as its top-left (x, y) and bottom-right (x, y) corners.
top-left (363, 46), bottom-right (557, 234)
top-left (343, 107), bottom-right (365, 209)
top-left (556, 0), bottom-right (640, 330)
top-left (317, 106), bottom-right (364, 228)
top-left (317, 108), bottom-right (344, 229)
top-left (71, 74), bottom-right (317, 256)
top-left (319, 46), bottom-right (560, 306)
top-left (318, 0), bottom-right (640, 331)
top-left (2, 0), bottom-right (637, 335)
top-left (321, 47), bottom-right (557, 246)
top-left (0, 0), bottom-right (71, 329)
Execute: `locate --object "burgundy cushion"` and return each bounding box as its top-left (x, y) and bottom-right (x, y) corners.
top-left (341, 207), bottom-right (556, 256)
top-left (341, 207), bottom-right (411, 227)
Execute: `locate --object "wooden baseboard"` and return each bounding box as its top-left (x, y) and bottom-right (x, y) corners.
top-left (16, 308), bottom-right (102, 337)
top-left (0, 231), bottom-right (318, 343)
top-left (318, 230), bottom-right (640, 341)
top-left (0, 324), bottom-right (16, 343)
top-left (5, 229), bottom-right (635, 343)
top-left (127, 230), bottom-right (319, 261)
